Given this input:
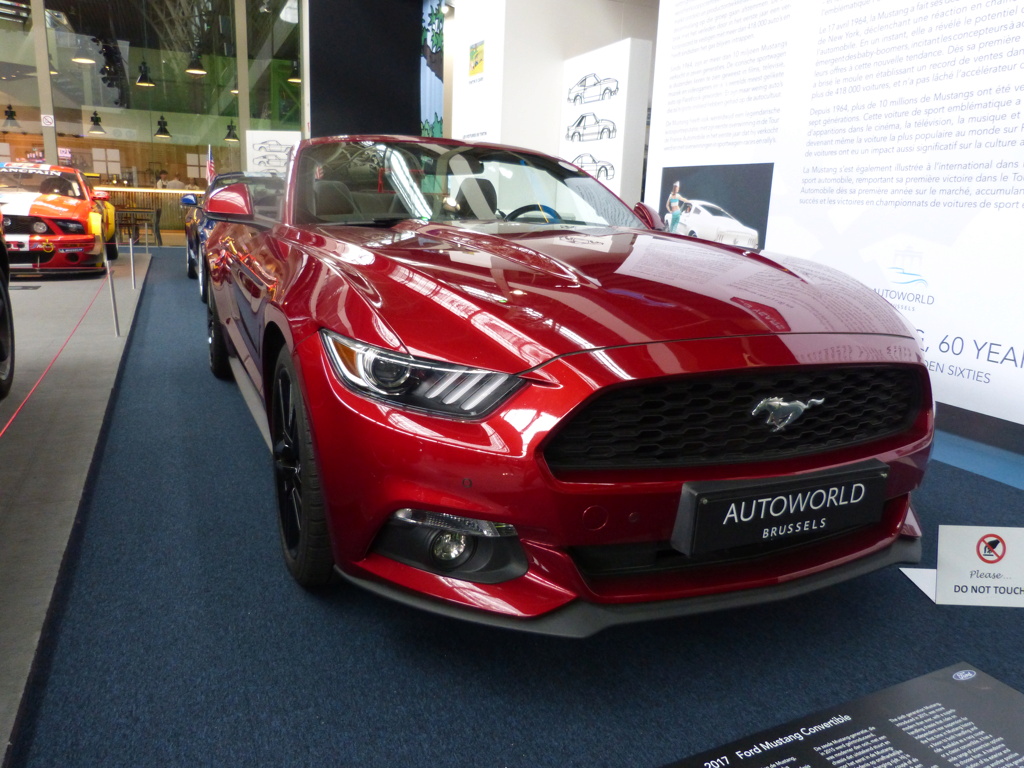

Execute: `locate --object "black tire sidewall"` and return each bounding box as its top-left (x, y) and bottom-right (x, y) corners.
top-left (0, 272), bottom-right (13, 401)
top-left (207, 291), bottom-right (233, 380)
top-left (271, 348), bottom-right (334, 586)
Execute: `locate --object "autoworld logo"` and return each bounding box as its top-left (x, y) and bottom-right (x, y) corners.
top-left (875, 267), bottom-right (936, 309)
top-left (976, 534), bottom-right (1006, 564)
top-left (887, 266), bottom-right (929, 288)
top-left (952, 670), bottom-right (977, 681)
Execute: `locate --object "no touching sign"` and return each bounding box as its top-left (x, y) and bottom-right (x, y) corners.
top-left (936, 525), bottom-right (1024, 607)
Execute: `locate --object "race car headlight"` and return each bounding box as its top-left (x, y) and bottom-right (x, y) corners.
top-left (321, 330), bottom-right (524, 418)
top-left (32, 220), bottom-right (50, 234)
top-left (54, 219), bottom-right (86, 234)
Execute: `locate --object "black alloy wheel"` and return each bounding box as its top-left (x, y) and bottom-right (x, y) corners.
top-left (0, 270), bottom-right (13, 401)
top-left (207, 292), bottom-right (233, 380)
top-left (270, 347), bottom-right (334, 587)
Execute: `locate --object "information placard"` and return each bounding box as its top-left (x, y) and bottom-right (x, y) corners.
top-left (935, 524), bottom-right (1024, 607)
top-left (663, 663), bottom-right (1024, 768)
top-left (645, 0), bottom-right (1024, 427)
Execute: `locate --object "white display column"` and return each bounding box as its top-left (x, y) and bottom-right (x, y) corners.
top-left (559, 39), bottom-right (652, 202)
top-left (449, 0), bottom-right (656, 203)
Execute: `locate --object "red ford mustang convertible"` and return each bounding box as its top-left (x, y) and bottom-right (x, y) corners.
top-left (203, 135), bottom-right (933, 637)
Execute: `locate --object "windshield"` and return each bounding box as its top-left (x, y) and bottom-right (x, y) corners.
top-left (294, 139), bottom-right (642, 229)
top-left (0, 167), bottom-right (84, 199)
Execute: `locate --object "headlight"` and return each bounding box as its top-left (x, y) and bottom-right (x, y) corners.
top-left (32, 220), bottom-right (50, 234)
top-left (321, 330), bottom-right (525, 418)
top-left (54, 219), bottom-right (86, 234)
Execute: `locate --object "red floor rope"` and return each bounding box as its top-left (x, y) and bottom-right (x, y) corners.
top-left (0, 273), bottom-right (112, 440)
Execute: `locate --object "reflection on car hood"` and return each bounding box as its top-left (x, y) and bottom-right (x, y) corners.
top-left (313, 220), bottom-right (914, 372)
top-left (0, 191), bottom-right (91, 218)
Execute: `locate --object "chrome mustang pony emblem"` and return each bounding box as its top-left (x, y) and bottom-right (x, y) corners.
top-left (752, 396), bottom-right (825, 432)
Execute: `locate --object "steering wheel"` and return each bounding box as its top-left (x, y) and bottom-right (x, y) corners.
top-left (505, 204), bottom-right (562, 223)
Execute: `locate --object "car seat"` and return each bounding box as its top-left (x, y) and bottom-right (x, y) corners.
top-left (312, 179), bottom-right (355, 218)
top-left (40, 176), bottom-right (73, 197)
top-left (455, 177), bottom-right (498, 219)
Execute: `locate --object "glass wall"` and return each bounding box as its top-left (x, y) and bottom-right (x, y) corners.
top-left (0, 0), bottom-right (302, 189)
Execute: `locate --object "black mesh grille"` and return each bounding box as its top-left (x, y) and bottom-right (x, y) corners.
top-left (2, 216), bottom-right (50, 235)
top-left (543, 365), bottom-right (923, 472)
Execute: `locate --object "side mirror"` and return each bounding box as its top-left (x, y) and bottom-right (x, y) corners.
top-left (180, 193), bottom-right (198, 206)
top-left (92, 189), bottom-right (110, 202)
top-left (206, 182), bottom-right (254, 221)
top-left (633, 201), bottom-right (664, 231)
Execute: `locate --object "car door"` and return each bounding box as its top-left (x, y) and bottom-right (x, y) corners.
top-left (226, 224), bottom-right (278, 385)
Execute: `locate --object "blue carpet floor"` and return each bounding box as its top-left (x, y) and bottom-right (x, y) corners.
top-left (8, 250), bottom-right (1024, 767)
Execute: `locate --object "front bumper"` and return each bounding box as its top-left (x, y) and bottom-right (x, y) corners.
top-left (294, 330), bottom-right (933, 634)
top-left (6, 234), bottom-right (105, 272)
top-left (340, 522), bottom-right (922, 637)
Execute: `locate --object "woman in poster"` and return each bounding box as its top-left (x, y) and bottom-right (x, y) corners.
top-left (666, 181), bottom-right (685, 232)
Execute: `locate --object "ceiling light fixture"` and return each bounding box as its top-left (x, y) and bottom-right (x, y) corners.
top-left (71, 41), bottom-right (96, 65)
top-left (185, 52), bottom-right (207, 76)
top-left (88, 111), bottom-right (105, 135)
top-left (224, 121), bottom-right (239, 142)
top-left (2, 104), bottom-right (20, 132)
top-left (136, 60), bottom-right (155, 87)
top-left (154, 115), bottom-right (171, 139)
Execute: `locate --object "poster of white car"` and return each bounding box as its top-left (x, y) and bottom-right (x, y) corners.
top-left (567, 73), bottom-right (619, 104)
top-left (666, 200), bottom-right (760, 249)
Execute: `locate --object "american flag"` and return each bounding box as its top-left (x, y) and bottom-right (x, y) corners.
top-left (206, 145), bottom-right (215, 183)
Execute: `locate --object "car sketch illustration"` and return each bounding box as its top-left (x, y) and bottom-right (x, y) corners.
top-left (665, 199), bottom-right (760, 249)
top-left (253, 153), bottom-right (290, 169)
top-left (253, 139), bottom-right (294, 154)
top-left (567, 73), bottom-right (619, 104)
top-left (565, 113), bottom-right (616, 142)
top-left (572, 153), bottom-right (615, 181)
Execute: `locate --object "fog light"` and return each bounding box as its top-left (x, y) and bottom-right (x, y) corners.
top-left (431, 531), bottom-right (468, 562)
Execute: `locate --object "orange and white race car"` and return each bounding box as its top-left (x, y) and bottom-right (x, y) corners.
top-left (0, 162), bottom-right (117, 274)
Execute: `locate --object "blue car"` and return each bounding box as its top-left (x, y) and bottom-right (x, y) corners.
top-left (182, 172), bottom-right (284, 301)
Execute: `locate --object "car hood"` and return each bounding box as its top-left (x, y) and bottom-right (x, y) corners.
top-left (310, 221), bottom-right (914, 372)
top-left (0, 191), bottom-right (91, 218)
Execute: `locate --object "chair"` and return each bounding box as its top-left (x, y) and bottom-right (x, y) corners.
top-left (455, 177), bottom-right (498, 219)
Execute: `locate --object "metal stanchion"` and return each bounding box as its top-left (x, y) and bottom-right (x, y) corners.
top-left (129, 233), bottom-right (136, 289)
top-left (105, 255), bottom-right (120, 337)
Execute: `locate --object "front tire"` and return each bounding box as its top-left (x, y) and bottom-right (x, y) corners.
top-left (0, 272), bottom-right (14, 401)
top-left (105, 240), bottom-right (118, 261)
top-left (198, 258), bottom-right (208, 304)
top-left (207, 292), bottom-right (233, 380)
top-left (270, 347), bottom-right (334, 587)
top-left (186, 238), bottom-right (197, 279)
